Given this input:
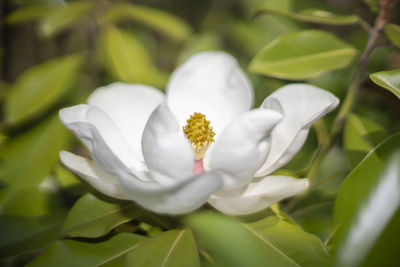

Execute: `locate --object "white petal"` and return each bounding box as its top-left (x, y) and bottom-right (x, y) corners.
top-left (59, 104), bottom-right (146, 173)
top-left (88, 83), bottom-right (165, 161)
top-left (61, 112), bottom-right (223, 215)
top-left (116, 169), bottom-right (224, 215)
top-left (166, 51), bottom-right (254, 135)
top-left (255, 84), bottom-right (339, 176)
top-left (208, 176), bottom-right (309, 215)
top-left (142, 105), bottom-right (194, 180)
top-left (209, 109), bottom-right (282, 189)
top-left (59, 151), bottom-right (130, 200)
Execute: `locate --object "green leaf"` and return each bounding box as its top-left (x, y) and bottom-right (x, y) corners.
top-left (61, 194), bottom-right (146, 238)
top-left (361, 207), bottom-right (400, 267)
top-left (257, 0), bottom-right (359, 25)
top-left (289, 191), bottom-right (336, 240)
top-left (384, 23), bottom-right (400, 48)
top-left (331, 133), bottom-right (400, 267)
top-left (189, 212), bottom-right (274, 267)
top-left (249, 30), bottom-right (358, 80)
top-left (1, 186), bottom-right (63, 216)
top-left (5, 54), bottom-right (83, 124)
top-left (0, 115), bottom-right (70, 191)
top-left (124, 229), bottom-right (200, 267)
top-left (105, 3), bottom-right (192, 42)
top-left (6, 5), bottom-right (52, 24)
top-left (39, 1), bottom-right (93, 37)
top-left (363, 0), bottom-right (379, 12)
top-left (344, 114), bottom-right (387, 168)
top-left (99, 26), bottom-right (167, 87)
top-left (54, 165), bottom-right (81, 188)
top-left (370, 69), bottom-right (400, 99)
top-left (27, 233), bottom-right (147, 267)
top-left (188, 212), bottom-right (329, 267)
top-left (226, 15), bottom-right (304, 56)
top-left (177, 33), bottom-right (222, 65)
top-left (6, 2), bottom-right (92, 37)
top-left (247, 216), bottom-right (330, 266)
top-left (310, 66), bottom-right (355, 97)
top-left (0, 214), bottom-right (65, 258)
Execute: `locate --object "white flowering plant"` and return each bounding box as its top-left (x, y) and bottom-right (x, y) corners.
top-left (59, 52), bottom-right (338, 216)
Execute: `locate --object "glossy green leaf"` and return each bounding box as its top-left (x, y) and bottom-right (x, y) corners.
top-left (247, 216), bottom-right (330, 266)
top-left (188, 212), bottom-right (329, 267)
top-left (105, 3), bottom-right (191, 42)
top-left (370, 69), bottom-right (400, 99)
top-left (361, 207), bottom-right (400, 267)
top-left (249, 30), bottom-right (358, 80)
top-left (61, 193), bottom-right (146, 238)
top-left (99, 26), bottom-right (167, 87)
top-left (257, 0), bottom-right (359, 25)
top-left (0, 115), bottom-right (70, 191)
top-left (6, 6), bottom-right (52, 24)
top-left (39, 1), bottom-right (93, 37)
top-left (5, 54), bottom-right (82, 124)
top-left (384, 23), bottom-right (400, 48)
top-left (344, 114), bottom-right (387, 167)
top-left (332, 133), bottom-right (400, 267)
top-left (0, 214), bottom-right (65, 258)
top-left (189, 212), bottom-right (274, 267)
top-left (100, 256), bottom-right (125, 267)
top-left (124, 229), bottom-right (200, 267)
top-left (27, 233), bottom-right (147, 267)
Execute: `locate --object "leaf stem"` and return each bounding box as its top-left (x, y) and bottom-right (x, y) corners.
top-left (357, 18), bottom-right (372, 34)
top-left (307, 0), bottom-right (391, 181)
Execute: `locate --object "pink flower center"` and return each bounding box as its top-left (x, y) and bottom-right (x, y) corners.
top-left (193, 159), bottom-right (205, 175)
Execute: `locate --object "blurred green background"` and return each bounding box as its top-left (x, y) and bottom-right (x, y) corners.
top-left (1, 0), bottom-right (400, 266)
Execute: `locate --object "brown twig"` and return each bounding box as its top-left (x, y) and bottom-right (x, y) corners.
top-left (307, 0), bottom-right (393, 181)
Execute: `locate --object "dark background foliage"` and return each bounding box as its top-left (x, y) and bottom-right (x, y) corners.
top-left (1, 0), bottom-right (400, 266)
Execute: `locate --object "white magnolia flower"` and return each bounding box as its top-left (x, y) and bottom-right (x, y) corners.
top-left (60, 51), bottom-right (339, 215)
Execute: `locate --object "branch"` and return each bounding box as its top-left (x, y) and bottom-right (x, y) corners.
top-left (307, 0), bottom-right (392, 180)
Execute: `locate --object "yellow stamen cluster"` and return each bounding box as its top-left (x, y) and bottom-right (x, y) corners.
top-left (183, 112), bottom-right (215, 160)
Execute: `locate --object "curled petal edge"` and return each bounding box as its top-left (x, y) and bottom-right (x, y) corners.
top-left (209, 109), bottom-right (283, 189)
top-left (60, 151), bottom-right (130, 200)
top-left (208, 176), bottom-right (309, 215)
top-left (256, 84), bottom-right (339, 176)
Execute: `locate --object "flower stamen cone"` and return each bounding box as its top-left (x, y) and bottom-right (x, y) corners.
top-left (183, 112), bottom-right (215, 160)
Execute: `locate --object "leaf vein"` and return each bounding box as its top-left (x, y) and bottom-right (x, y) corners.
top-left (241, 223), bottom-right (301, 267)
top-left (161, 229), bottom-right (186, 267)
top-left (62, 203), bottom-right (137, 236)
